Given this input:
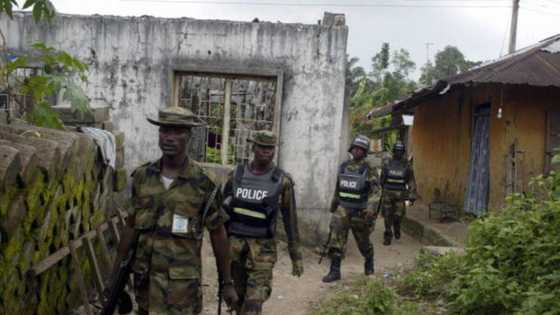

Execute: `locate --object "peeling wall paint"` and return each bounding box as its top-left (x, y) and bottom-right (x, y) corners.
top-left (2, 12), bottom-right (349, 243)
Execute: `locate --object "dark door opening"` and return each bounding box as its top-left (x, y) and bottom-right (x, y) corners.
top-left (545, 111), bottom-right (560, 174)
top-left (464, 104), bottom-right (490, 217)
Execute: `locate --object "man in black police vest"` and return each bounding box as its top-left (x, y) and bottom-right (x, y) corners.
top-left (380, 141), bottom-right (417, 246)
top-left (322, 135), bottom-right (381, 283)
top-left (222, 130), bottom-right (303, 315)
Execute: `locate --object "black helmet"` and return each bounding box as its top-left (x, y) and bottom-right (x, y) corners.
top-left (349, 135), bottom-right (370, 153)
top-left (393, 141), bottom-right (405, 154)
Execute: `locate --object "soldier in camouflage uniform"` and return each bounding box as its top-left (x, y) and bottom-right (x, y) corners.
top-left (222, 130), bottom-right (304, 315)
top-left (322, 135), bottom-right (381, 283)
top-left (380, 141), bottom-right (417, 246)
top-left (112, 106), bottom-right (238, 315)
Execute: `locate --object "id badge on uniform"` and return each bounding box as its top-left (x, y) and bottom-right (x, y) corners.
top-left (172, 213), bottom-right (189, 234)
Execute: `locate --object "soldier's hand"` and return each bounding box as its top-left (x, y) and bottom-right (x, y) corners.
top-left (222, 196), bottom-right (233, 209)
top-left (291, 259), bottom-right (304, 277)
top-left (223, 283), bottom-right (239, 310)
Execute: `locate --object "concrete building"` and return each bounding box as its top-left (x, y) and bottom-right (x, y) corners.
top-left (2, 12), bottom-right (350, 242)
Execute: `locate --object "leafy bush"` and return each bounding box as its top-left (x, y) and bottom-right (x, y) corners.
top-left (314, 278), bottom-right (420, 315)
top-left (1, 1), bottom-right (90, 129)
top-left (399, 165), bottom-right (560, 315)
top-left (398, 250), bottom-right (465, 300)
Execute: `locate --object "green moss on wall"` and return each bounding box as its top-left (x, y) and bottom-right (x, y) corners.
top-left (0, 133), bottom-right (125, 314)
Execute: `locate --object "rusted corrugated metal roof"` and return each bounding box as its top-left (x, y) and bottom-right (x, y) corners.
top-left (449, 34), bottom-right (560, 87)
top-left (368, 34), bottom-right (560, 118)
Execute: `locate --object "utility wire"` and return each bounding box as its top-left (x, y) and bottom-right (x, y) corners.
top-left (528, 0), bottom-right (560, 9)
top-left (120, 0), bottom-right (511, 8)
top-left (521, 0), bottom-right (560, 13)
top-left (520, 5), bottom-right (560, 16)
top-left (538, 0), bottom-right (560, 6)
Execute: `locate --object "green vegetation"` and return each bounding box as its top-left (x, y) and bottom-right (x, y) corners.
top-left (397, 162), bottom-right (560, 314)
top-left (313, 277), bottom-right (423, 315)
top-left (419, 46), bottom-right (481, 87)
top-left (348, 43), bottom-right (417, 141)
top-left (1, 0), bottom-right (91, 129)
top-left (0, 0), bottom-right (55, 20)
top-left (348, 44), bottom-right (479, 149)
top-left (318, 157), bottom-right (560, 315)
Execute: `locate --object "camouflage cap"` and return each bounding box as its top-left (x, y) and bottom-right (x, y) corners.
top-left (147, 106), bottom-right (206, 128)
top-left (248, 130), bottom-right (277, 147)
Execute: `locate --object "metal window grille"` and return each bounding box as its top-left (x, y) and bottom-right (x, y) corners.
top-left (176, 73), bottom-right (278, 165)
top-left (0, 93), bottom-right (8, 111)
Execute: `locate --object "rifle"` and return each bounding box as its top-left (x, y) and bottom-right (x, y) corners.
top-left (375, 188), bottom-right (385, 217)
top-left (217, 277), bottom-right (224, 315)
top-left (201, 186), bottom-right (226, 315)
top-left (100, 230), bottom-right (138, 315)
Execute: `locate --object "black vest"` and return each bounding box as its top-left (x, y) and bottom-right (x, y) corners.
top-left (337, 161), bottom-right (369, 210)
top-left (228, 164), bottom-right (283, 238)
top-left (383, 159), bottom-right (409, 191)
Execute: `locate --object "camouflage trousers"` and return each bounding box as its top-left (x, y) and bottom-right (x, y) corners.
top-left (381, 190), bottom-right (407, 236)
top-left (134, 267), bottom-right (203, 315)
top-left (230, 236), bottom-right (278, 315)
top-left (327, 206), bottom-right (375, 260)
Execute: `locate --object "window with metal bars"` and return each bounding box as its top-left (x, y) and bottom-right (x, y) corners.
top-left (176, 72), bottom-right (279, 165)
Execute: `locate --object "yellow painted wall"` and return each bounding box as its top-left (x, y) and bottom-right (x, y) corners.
top-left (411, 84), bottom-right (560, 212)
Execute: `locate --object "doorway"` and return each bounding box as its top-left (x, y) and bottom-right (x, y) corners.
top-left (464, 104), bottom-right (490, 216)
top-left (545, 111), bottom-right (560, 174)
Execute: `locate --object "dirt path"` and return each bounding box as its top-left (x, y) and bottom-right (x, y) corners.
top-left (201, 219), bottom-right (424, 315)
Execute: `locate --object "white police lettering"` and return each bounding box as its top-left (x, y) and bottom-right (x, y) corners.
top-left (235, 187), bottom-right (269, 201)
top-left (340, 179), bottom-right (358, 189)
top-left (389, 169), bottom-right (404, 177)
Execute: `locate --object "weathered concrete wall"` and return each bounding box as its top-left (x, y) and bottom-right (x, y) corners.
top-left (411, 84), bottom-right (560, 212)
top-left (2, 12), bottom-right (349, 243)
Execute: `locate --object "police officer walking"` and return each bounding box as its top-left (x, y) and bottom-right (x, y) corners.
top-left (322, 135), bottom-right (381, 283)
top-left (222, 130), bottom-right (304, 315)
top-left (380, 141), bottom-right (417, 246)
top-left (110, 106), bottom-right (238, 314)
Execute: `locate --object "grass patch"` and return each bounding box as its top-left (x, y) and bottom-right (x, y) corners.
top-left (312, 277), bottom-right (429, 315)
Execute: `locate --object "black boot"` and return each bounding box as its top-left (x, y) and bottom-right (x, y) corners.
top-left (364, 255), bottom-right (374, 275)
top-left (394, 216), bottom-right (401, 240)
top-left (383, 231), bottom-right (392, 246)
top-left (322, 257), bottom-right (341, 283)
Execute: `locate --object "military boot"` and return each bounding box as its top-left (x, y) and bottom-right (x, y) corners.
top-left (364, 255), bottom-right (374, 275)
top-left (383, 231), bottom-right (392, 246)
top-left (322, 257), bottom-right (341, 283)
top-left (394, 216), bottom-right (402, 240)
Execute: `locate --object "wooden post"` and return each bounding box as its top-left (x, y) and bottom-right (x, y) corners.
top-left (96, 225), bottom-right (114, 268)
top-left (84, 237), bottom-right (105, 298)
top-left (222, 79), bottom-right (232, 165)
top-left (273, 72), bottom-right (284, 165)
top-left (69, 241), bottom-right (93, 315)
top-left (109, 219), bottom-right (121, 243)
top-left (508, 0), bottom-right (520, 54)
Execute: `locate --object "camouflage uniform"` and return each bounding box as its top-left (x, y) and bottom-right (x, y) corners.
top-left (327, 158), bottom-right (381, 261)
top-left (223, 169), bottom-right (301, 315)
top-left (130, 158), bottom-right (227, 315)
top-left (380, 156), bottom-right (416, 245)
